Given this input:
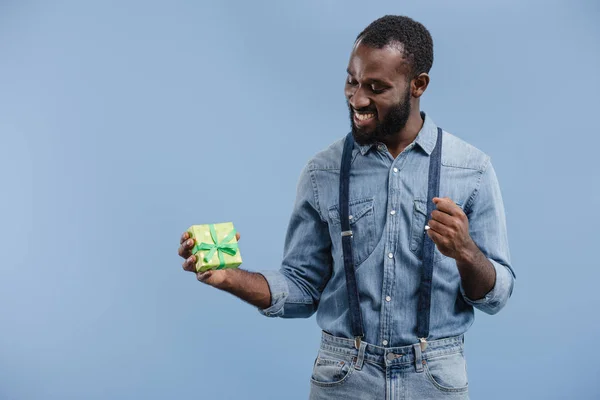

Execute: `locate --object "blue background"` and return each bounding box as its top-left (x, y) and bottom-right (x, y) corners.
top-left (1, 1), bottom-right (599, 398)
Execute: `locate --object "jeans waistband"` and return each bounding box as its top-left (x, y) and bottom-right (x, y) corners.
top-left (319, 331), bottom-right (464, 367)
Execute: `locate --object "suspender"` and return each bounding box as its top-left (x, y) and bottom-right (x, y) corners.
top-left (339, 127), bottom-right (443, 350)
top-left (339, 132), bottom-right (365, 350)
top-left (416, 127), bottom-right (443, 348)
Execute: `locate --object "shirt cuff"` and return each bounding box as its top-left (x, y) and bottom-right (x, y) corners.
top-left (460, 259), bottom-right (514, 315)
top-left (256, 270), bottom-right (289, 317)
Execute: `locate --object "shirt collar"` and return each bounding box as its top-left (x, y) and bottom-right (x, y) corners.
top-left (414, 111), bottom-right (438, 155)
top-left (355, 111), bottom-right (439, 156)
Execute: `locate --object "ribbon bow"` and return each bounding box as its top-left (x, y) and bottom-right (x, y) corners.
top-left (193, 224), bottom-right (238, 270)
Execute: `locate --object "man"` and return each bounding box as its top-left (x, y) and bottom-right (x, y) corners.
top-left (178, 15), bottom-right (515, 399)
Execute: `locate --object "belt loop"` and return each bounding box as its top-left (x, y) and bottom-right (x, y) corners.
top-left (354, 340), bottom-right (367, 371)
top-left (413, 343), bottom-right (424, 373)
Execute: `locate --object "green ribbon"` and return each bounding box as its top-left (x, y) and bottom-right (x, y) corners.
top-left (193, 224), bottom-right (238, 270)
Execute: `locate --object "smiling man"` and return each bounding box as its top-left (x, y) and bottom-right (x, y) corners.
top-left (178, 15), bottom-right (515, 399)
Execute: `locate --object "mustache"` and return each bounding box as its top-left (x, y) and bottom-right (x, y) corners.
top-left (347, 101), bottom-right (377, 114)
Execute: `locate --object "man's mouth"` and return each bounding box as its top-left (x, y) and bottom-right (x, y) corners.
top-left (353, 111), bottom-right (376, 126)
top-left (355, 112), bottom-right (375, 121)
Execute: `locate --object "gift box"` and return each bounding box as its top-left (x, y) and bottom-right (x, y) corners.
top-left (187, 222), bottom-right (242, 273)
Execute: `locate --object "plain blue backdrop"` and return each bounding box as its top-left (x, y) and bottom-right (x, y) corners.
top-left (1, 1), bottom-right (599, 399)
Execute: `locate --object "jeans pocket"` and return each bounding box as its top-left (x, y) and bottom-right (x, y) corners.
top-left (424, 351), bottom-right (469, 393)
top-left (310, 351), bottom-right (355, 388)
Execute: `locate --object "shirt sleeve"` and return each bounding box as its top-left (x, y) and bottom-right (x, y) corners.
top-left (257, 162), bottom-right (333, 318)
top-left (460, 159), bottom-right (516, 315)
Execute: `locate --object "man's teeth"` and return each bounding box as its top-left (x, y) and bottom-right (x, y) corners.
top-left (355, 112), bottom-right (375, 121)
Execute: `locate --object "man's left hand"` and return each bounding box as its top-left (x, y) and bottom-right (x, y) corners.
top-left (426, 197), bottom-right (476, 263)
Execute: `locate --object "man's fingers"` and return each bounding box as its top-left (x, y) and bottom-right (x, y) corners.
top-left (178, 237), bottom-right (196, 258)
top-left (427, 219), bottom-right (452, 237)
top-left (178, 231), bottom-right (194, 258)
top-left (180, 231), bottom-right (190, 245)
top-left (182, 255), bottom-right (197, 272)
top-left (432, 197), bottom-right (461, 216)
top-left (426, 227), bottom-right (444, 245)
top-left (236, 232), bottom-right (241, 241)
top-left (178, 244), bottom-right (192, 258)
top-left (430, 210), bottom-right (455, 227)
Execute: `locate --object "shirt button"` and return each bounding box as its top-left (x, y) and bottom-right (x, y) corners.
top-left (390, 210), bottom-right (396, 215)
top-left (348, 215), bottom-right (353, 220)
top-left (383, 340), bottom-right (389, 346)
top-left (388, 253), bottom-right (394, 259)
top-left (393, 167), bottom-right (398, 173)
top-left (386, 296), bottom-right (391, 302)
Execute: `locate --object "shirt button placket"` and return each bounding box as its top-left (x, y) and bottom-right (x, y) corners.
top-left (384, 166), bottom-right (397, 357)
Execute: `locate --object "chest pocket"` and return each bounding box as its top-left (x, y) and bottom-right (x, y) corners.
top-left (410, 199), bottom-right (462, 263)
top-left (328, 198), bottom-right (376, 267)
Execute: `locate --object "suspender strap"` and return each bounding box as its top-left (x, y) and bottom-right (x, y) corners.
top-left (340, 132), bottom-right (364, 348)
top-left (416, 127), bottom-right (443, 342)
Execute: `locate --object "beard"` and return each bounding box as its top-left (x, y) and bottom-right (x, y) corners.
top-left (349, 88), bottom-right (412, 146)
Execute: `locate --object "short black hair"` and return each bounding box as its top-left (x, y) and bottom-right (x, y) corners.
top-left (355, 15), bottom-right (434, 78)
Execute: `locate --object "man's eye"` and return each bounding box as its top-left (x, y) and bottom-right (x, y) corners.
top-left (371, 85), bottom-right (386, 94)
top-left (347, 77), bottom-right (357, 85)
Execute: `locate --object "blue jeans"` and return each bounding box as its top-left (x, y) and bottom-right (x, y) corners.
top-left (309, 331), bottom-right (469, 399)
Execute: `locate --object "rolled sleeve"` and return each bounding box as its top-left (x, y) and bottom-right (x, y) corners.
top-left (462, 159), bottom-right (516, 315)
top-left (257, 270), bottom-right (290, 317)
top-left (257, 162), bottom-right (333, 319)
top-left (461, 259), bottom-right (514, 314)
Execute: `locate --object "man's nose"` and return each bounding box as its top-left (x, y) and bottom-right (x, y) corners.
top-left (349, 86), bottom-right (370, 110)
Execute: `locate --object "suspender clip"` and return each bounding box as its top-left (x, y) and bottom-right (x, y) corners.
top-left (354, 335), bottom-right (363, 350)
top-left (341, 230), bottom-right (353, 237)
top-left (419, 337), bottom-right (428, 352)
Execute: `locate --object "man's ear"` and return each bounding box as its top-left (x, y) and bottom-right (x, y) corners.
top-left (412, 73), bottom-right (430, 98)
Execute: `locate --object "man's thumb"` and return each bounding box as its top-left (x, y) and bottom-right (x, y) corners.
top-left (197, 271), bottom-right (212, 283)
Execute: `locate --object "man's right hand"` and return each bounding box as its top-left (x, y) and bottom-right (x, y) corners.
top-left (178, 230), bottom-right (241, 289)
top-left (177, 229), bottom-right (271, 309)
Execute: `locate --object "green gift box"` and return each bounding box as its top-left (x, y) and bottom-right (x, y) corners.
top-left (187, 222), bottom-right (242, 273)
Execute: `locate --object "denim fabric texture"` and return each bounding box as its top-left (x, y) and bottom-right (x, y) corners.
top-left (258, 112), bottom-right (515, 346)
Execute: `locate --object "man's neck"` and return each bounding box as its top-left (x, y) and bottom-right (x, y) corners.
top-left (382, 109), bottom-right (424, 159)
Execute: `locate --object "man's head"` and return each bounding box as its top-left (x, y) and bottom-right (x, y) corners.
top-left (345, 15), bottom-right (433, 145)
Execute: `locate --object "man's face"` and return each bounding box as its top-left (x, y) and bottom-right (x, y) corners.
top-left (345, 42), bottom-right (413, 146)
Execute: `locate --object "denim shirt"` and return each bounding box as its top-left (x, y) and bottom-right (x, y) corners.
top-left (258, 113), bottom-right (515, 347)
